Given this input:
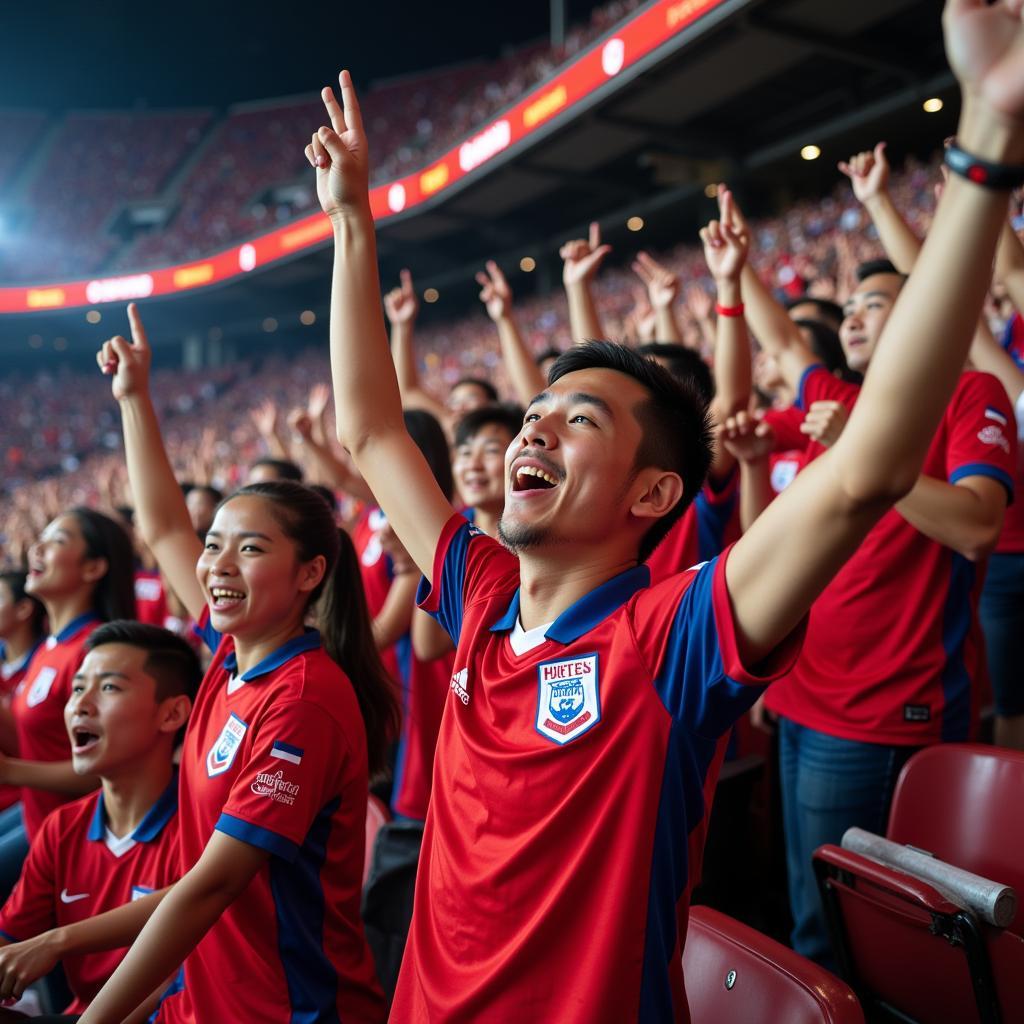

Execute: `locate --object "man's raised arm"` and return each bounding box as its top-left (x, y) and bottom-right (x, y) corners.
top-left (307, 72), bottom-right (454, 580)
top-left (725, 0), bottom-right (1024, 662)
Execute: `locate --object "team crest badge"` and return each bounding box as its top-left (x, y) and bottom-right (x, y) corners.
top-left (26, 667), bottom-right (58, 708)
top-left (206, 713), bottom-right (248, 777)
top-left (535, 654), bottom-right (600, 745)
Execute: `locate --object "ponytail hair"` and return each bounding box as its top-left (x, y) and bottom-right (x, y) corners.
top-left (229, 482), bottom-right (399, 777)
top-left (69, 508), bottom-right (137, 622)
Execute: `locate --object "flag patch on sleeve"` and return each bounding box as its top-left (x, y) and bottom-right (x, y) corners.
top-left (270, 741), bottom-right (304, 765)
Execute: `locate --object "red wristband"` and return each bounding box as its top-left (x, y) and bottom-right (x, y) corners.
top-left (715, 301), bottom-right (745, 318)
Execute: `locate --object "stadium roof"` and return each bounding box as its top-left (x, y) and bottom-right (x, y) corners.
top-left (0, 0), bottom-right (954, 361)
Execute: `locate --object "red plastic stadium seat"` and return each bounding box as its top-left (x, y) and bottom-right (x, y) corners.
top-left (364, 794), bottom-right (390, 887)
top-left (814, 744), bottom-right (1024, 1024)
top-left (682, 906), bottom-right (864, 1024)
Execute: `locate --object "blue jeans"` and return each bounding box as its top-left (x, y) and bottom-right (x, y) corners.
top-left (0, 803), bottom-right (28, 903)
top-left (778, 719), bottom-right (918, 967)
top-left (979, 551), bottom-right (1024, 717)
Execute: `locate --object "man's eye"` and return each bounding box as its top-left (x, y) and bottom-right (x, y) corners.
top-left (523, 413), bottom-right (540, 423)
top-left (571, 415), bottom-right (593, 425)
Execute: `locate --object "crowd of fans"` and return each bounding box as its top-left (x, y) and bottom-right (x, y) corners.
top-left (0, 3), bottom-right (1022, 1020)
top-left (0, 0), bottom-right (641, 282)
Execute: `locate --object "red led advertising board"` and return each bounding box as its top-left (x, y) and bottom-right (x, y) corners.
top-left (0, 0), bottom-right (726, 314)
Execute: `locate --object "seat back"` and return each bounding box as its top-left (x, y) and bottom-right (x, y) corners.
top-left (682, 906), bottom-right (864, 1024)
top-left (887, 744), bottom-right (1024, 935)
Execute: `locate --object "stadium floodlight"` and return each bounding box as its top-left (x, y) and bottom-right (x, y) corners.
top-left (923, 97), bottom-right (944, 113)
top-left (520, 257), bottom-right (536, 272)
top-left (300, 310), bottom-right (316, 325)
top-left (262, 317), bottom-right (278, 333)
top-left (424, 288), bottom-right (439, 303)
top-left (800, 145), bottom-right (822, 161)
top-left (627, 216), bottom-right (644, 232)
top-left (86, 310), bottom-right (101, 324)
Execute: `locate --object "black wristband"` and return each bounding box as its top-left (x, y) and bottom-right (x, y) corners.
top-left (944, 143), bottom-right (1024, 190)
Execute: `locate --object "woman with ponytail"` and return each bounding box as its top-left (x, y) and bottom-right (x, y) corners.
top-left (0, 509), bottom-right (135, 901)
top-left (80, 305), bottom-right (392, 1024)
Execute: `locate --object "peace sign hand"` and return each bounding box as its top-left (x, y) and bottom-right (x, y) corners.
top-left (97, 303), bottom-right (152, 401)
top-left (305, 70), bottom-right (370, 219)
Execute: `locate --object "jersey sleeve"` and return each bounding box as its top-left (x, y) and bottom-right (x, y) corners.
top-left (794, 364), bottom-right (860, 411)
top-left (946, 373), bottom-right (1017, 500)
top-left (630, 547), bottom-right (806, 739)
top-left (416, 513), bottom-right (519, 645)
top-left (0, 812), bottom-right (58, 941)
top-left (762, 407), bottom-right (807, 452)
top-left (215, 699), bottom-right (348, 862)
top-left (694, 469), bottom-right (739, 563)
top-left (192, 606), bottom-right (221, 655)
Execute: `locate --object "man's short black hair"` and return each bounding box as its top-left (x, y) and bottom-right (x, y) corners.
top-left (453, 403), bottom-right (524, 449)
top-left (451, 377), bottom-right (499, 403)
top-left (785, 296), bottom-right (844, 331)
top-left (86, 621), bottom-right (201, 701)
top-left (249, 457), bottom-right (303, 482)
top-left (855, 258), bottom-right (904, 283)
top-left (534, 347), bottom-right (563, 367)
top-left (636, 343), bottom-right (714, 404)
top-left (792, 319), bottom-right (861, 383)
top-left (548, 341), bottom-right (713, 562)
top-left (183, 483), bottom-right (224, 504)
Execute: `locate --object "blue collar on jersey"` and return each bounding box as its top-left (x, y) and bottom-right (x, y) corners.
top-left (88, 769), bottom-right (179, 843)
top-left (0, 638), bottom-right (44, 676)
top-left (489, 563), bottom-right (651, 644)
top-left (222, 629), bottom-right (321, 681)
top-left (51, 611), bottom-right (102, 646)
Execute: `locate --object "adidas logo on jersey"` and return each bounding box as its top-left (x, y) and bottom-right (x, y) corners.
top-left (450, 668), bottom-right (470, 705)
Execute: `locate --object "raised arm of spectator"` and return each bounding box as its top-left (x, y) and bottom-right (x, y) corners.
top-left (839, 142), bottom-right (923, 273)
top-left (307, 383), bottom-right (332, 448)
top-left (308, 72), bottom-right (454, 580)
top-left (701, 187), bottom-right (753, 422)
top-left (725, 0), bottom-right (1024, 662)
top-left (97, 304), bottom-right (205, 620)
top-left (719, 412), bottom-right (776, 531)
top-left (631, 252), bottom-right (683, 343)
top-left (560, 221), bottom-right (611, 344)
top-left (476, 260), bottom-right (545, 404)
top-left (286, 407), bottom-right (375, 504)
top-left (250, 399), bottom-right (292, 461)
top-left (385, 268), bottom-right (448, 423)
top-left (684, 284), bottom-right (715, 354)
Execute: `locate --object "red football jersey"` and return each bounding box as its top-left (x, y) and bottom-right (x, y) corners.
top-left (0, 640), bottom-right (44, 812)
top-left (766, 367), bottom-right (1016, 743)
top-left (156, 611), bottom-right (383, 1024)
top-left (12, 614), bottom-right (100, 838)
top-left (351, 506), bottom-right (401, 685)
top-left (0, 778), bottom-right (179, 1013)
top-left (134, 571), bottom-right (168, 628)
top-left (394, 515), bottom-right (805, 1022)
top-left (645, 472), bottom-right (740, 584)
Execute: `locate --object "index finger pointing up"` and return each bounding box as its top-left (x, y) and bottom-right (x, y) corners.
top-left (338, 70), bottom-right (364, 137)
top-left (588, 221), bottom-right (602, 250)
top-left (126, 303), bottom-right (150, 350)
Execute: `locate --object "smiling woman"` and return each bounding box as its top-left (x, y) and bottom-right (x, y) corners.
top-left (78, 304), bottom-right (397, 1024)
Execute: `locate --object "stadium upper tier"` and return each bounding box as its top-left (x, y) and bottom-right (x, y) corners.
top-left (0, 0), bottom-right (641, 290)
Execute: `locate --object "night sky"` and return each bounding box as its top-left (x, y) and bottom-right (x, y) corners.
top-left (2, 0), bottom-right (601, 111)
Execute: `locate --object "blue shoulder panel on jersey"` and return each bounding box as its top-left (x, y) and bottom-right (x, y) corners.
top-left (194, 610), bottom-right (221, 655)
top-left (215, 813), bottom-right (298, 862)
top-left (269, 797), bottom-right (342, 1024)
top-left (54, 611), bottom-right (101, 645)
top-left (794, 362), bottom-right (825, 412)
top-left (416, 518), bottom-right (476, 644)
top-left (653, 559), bottom-right (763, 736)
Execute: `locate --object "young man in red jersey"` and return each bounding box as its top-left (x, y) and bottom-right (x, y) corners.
top-left (0, 621), bottom-right (195, 1018)
top-left (307, 3), bottom-right (1024, 1017)
top-left (719, 164), bottom-right (1016, 963)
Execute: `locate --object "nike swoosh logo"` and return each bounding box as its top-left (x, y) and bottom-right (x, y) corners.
top-left (60, 889), bottom-right (89, 904)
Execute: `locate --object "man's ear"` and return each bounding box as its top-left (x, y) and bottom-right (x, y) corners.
top-left (630, 469), bottom-right (684, 523)
top-left (159, 695), bottom-right (192, 736)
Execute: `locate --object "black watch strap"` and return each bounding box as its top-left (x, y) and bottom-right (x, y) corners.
top-left (944, 143), bottom-right (1024, 190)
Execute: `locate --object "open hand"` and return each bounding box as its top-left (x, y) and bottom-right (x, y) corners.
top-left (250, 399), bottom-right (279, 438)
top-left (287, 407), bottom-right (314, 441)
top-left (96, 303), bottom-right (152, 401)
top-left (560, 221), bottom-right (612, 286)
top-left (307, 383), bottom-right (331, 421)
top-left (305, 70), bottom-right (370, 218)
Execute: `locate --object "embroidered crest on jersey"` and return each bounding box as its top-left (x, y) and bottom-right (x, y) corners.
top-left (26, 666), bottom-right (58, 708)
top-left (535, 653), bottom-right (600, 745)
top-left (978, 424), bottom-right (1010, 453)
top-left (206, 712), bottom-right (248, 777)
top-left (771, 458), bottom-right (798, 493)
top-left (450, 667), bottom-right (470, 705)
top-left (250, 769), bottom-right (300, 806)
top-left (131, 885), bottom-right (154, 901)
